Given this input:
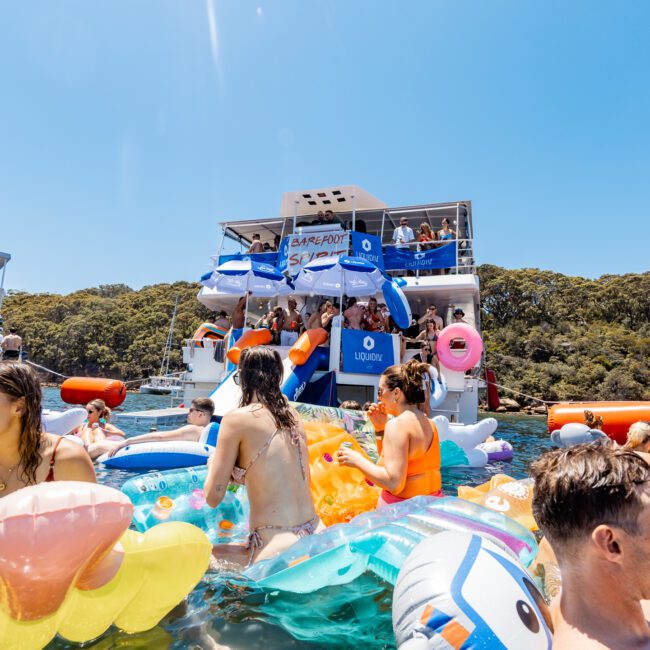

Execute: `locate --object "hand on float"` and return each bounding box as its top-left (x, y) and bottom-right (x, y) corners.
top-left (336, 446), bottom-right (362, 468)
top-left (107, 442), bottom-right (126, 458)
top-left (367, 402), bottom-right (388, 432)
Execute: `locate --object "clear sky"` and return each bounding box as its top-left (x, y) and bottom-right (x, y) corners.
top-left (1, 1), bottom-right (648, 294)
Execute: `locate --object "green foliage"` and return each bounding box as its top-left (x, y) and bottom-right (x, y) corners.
top-left (4, 268), bottom-right (649, 404)
top-left (479, 266), bottom-right (650, 402)
top-left (2, 282), bottom-right (212, 381)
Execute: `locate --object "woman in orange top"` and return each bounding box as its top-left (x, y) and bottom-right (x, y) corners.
top-left (337, 359), bottom-right (441, 507)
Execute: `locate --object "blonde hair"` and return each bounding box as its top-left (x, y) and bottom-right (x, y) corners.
top-left (624, 421), bottom-right (650, 451)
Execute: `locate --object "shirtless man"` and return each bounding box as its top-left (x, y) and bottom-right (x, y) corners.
top-left (306, 301), bottom-right (331, 330)
top-left (102, 398), bottom-right (215, 459)
top-left (343, 297), bottom-right (366, 330)
top-left (247, 234), bottom-right (264, 254)
top-left (281, 298), bottom-right (303, 346)
top-left (231, 296), bottom-right (248, 330)
top-left (1, 328), bottom-right (22, 361)
top-left (531, 443), bottom-right (650, 648)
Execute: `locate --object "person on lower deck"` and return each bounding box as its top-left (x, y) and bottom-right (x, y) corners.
top-left (99, 398), bottom-right (215, 460)
top-left (204, 346), bottom-right (324, 566)
top-left (531, 443), bottom-right (650, 648)
top-left (281, 297), bottom-right (303, 346)
top-left (337, 359), bottom-right (441, 507)
top-left (0, 364), bottom-right (95, 497)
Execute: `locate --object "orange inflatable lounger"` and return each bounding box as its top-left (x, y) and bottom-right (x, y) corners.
top-left (289, 328), bottom-right (328, 366)
top-left (305, 422), bottom-right (379, 526)
top-left (226, 328), bottom-right (272, 365)
top-left (60, 378), bottom-right (127, 408)
top-left (548, 401), bottom-right (650, 445)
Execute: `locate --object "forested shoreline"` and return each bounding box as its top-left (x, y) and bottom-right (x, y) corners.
top-left (3, 267), bottom-right (648, 403)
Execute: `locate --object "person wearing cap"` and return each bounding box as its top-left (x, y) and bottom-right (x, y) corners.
top-left (452, 308), bottom-right (468, 324)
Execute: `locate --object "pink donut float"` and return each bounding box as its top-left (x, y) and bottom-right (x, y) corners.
top-left (436, 323), bottom-right (483, 371)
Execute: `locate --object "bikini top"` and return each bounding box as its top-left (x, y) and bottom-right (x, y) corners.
top-left (231, 427), bottom-right (306, 486)
top-left (440, 232), bottom-right (453, 241)
top-left (45, 436), bottom-right (64, 482)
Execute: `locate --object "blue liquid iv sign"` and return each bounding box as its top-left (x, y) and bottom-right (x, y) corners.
top-left (350, 232), bottom-right (384, 270)
top-left (341, 330), bottom-right (394, 375)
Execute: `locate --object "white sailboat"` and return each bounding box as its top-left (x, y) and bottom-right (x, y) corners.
top-left (139, 298), bottom-right (183, 396)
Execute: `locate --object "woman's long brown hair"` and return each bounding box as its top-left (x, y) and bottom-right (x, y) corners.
top-left (0, 363), bottom-right (44, 484)
top-left (382, 359), bottom-right (430, 405)
top-left (238, 346), bottom-right (297, 431)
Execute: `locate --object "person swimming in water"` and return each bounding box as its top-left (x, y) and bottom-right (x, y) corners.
top-left (337, 359), bottom-right (441, 507)
top-left (0, 364), bottom-right (95, 497)
top-left (204, 346), bottom-right (324, 566)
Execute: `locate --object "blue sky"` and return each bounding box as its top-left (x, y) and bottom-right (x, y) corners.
top-left (1, 1), bottom-right (648, 294)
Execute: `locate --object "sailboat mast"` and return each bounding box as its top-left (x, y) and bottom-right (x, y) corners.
top-left (160, 296), bottom-right (178, 377)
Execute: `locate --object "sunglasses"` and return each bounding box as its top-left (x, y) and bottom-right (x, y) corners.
top-left (189, 407), bottom-right (210, 415)
top-left (86, 409), bottom-right (96, 414)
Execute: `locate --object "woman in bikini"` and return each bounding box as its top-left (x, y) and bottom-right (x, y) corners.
top-left (337, 359), bottom-right (441, 507)
top-left (364, 297), bottom-right (388, 333)
top-left (76, 399), bottom-right (126, 447)
top-left (0, 364), bottom-right (96, 498)
top-left (204, 346), bottom-right (324, 566)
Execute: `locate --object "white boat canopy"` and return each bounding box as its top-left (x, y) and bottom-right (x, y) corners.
top-left (0, 252), bottom-right (11, 270)
top-left (280, 185), bottom-right (387, 217)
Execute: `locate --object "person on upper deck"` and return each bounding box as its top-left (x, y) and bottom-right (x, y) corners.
top-left (438, 218), bottom-right (456, 241)
top-left (204, 346), bottom-right (324, 566)
top-left (452, 308), bottom-right (468, 324)
top-left (247, 234), bottom-right (264, 254)
top-left (337, 359), bottom-right (441, 507)
top-left (343, 297), bottom-right (367, 330)
top-left (281, 298), bottom-right (303, 346)
top-left (418, 223), bottom-right (437, 249)
top-left (0, 364), bottom-right (95, 497)
top-left (392, 217), bottom-right (415, 250)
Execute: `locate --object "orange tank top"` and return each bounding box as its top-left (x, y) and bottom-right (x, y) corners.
top-left (387, 422), bottom-right (441, 500)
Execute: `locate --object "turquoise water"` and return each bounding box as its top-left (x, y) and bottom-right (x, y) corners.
top-left (42, 387), bottom-right (551, 649)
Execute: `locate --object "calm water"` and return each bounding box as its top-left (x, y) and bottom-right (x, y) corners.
top-left (42, 387), bottom-right (551, 650)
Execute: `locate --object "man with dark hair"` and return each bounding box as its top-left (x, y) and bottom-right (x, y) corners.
top-left (102, 398), bottom-right (216, 458)
top-left (531, 443), bottom-right (650, 648)
top-left (247, 234), bottom-right (264, 254)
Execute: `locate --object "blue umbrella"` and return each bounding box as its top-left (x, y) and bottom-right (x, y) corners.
top-left (292, 255), bottom-right (385, 297)
top-left (201, 259), bottom-right (292, 297)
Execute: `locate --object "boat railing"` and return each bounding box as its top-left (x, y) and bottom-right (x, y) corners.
top-left (182, 338), bottom-right (226, 363)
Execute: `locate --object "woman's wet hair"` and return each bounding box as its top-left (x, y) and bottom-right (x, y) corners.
top-left (238, 346), bottom-right (296, 431)
top-left (381, 359), bottom-right (430, 405)
top-left (0, 363), bottom-right (44, 484)
top-left (87, 398), bottom-right (111, 422)
top-left (624, 421), bottom-right (650, 450)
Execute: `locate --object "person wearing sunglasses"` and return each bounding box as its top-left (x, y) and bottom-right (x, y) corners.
top-left (337, 359), bottom-right (441, 507)
top-left (205, 346), bottom-right (323, 566)
top-left (0, 363), bottom-right (95, 497)
top-left (75, 399), bottom-right (126, 449)
top-left (103, 398), bottom-right (215, 459)
top-left (392, 217), bottom-right (415, 250)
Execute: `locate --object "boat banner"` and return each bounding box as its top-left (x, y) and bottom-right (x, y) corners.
top-left (341, 330), bottom-right (394, 375)
top-left (218, 252), bottom-right (278, 266)
top-left (383, 242), bottom-right (456, 270)
top-left (350, 232), bottom-right (384, 270)
top-left (277, 231), bottom-right (350, 274)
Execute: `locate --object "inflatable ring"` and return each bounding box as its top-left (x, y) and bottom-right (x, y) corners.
top-left (436, 323), bottom-right (483, 371)
top-left (381, 279), bottom-right (411, 329)
top-left (427, 366), bottom-right (448, 410)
